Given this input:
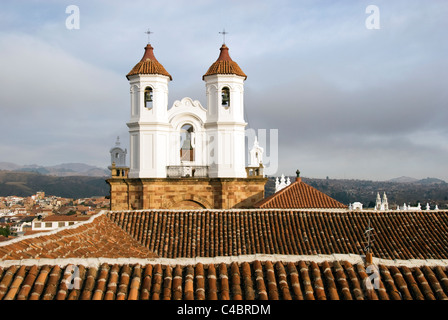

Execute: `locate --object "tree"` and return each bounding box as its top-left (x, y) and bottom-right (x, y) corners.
top-left (0, 226), bottom-right (11, 237)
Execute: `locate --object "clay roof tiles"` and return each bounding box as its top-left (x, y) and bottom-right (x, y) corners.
top-left (107, 209), bottom-right (448, 261)
top-left (203, 44), bottom-right (247, 80)
top-left (254, 178), bottom-right (347, 209)
top-left (0, 212), bottom-right (155, 260)
top-left (0, 260), bottom-right (448, 300)
top-left (127, 44), bottom-right (172, 80)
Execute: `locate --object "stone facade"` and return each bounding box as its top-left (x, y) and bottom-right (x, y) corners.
top-left (107, 177), bottom-right (267, 210)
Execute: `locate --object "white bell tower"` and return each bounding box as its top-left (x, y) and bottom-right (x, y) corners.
top-left (126, 43), bottom-right (172, 178)
top-left (203, 44), bottom-right (247, 178)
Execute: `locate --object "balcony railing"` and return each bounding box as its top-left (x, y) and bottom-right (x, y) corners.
top-left (166, 165), bottom-right (209, 178)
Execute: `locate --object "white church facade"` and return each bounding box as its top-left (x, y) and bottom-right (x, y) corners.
top-left (107, 42), bottom-right (267, 210)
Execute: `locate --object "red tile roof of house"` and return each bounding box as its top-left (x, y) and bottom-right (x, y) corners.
top-left (203, 44), bottom-right (247, 80)
top-left (1, 208), bottom-right (448, 300)
top-left (254, 177), bottom-right (347, 209)
top-left (1, 209), bottom-right (448, 262)
top-left (0, 212), bottom-right (154, 260)
top-left (107, 209), bottom-right (448, 260)
top-left (0, 260), bottom-right (447, 300)
top-left (127, 44), bottom-right (172, 80)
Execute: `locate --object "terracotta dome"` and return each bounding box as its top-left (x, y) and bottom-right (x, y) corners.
top-left (127, 44), bottom-right (172, 80)
top-left (203, 44), bottom-right (247, 80)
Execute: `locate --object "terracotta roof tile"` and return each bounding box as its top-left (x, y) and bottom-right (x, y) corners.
top-left (127, 44), bottom-right (172, 80)
top-left (0, 260), bottom-right (437, 300)
top-left (139, 264), bottom-right (151, 300)
top-left (0, 213), bottom-right (156, 260)
top-left (195, 263), bottom-right (205, 300)
top-left (107, 209), bottom-right (448, 261)
top-left (203, 44), bottom-right (247, 80)
top-left (255, 178), bottom-right (347, 209)
top-left (207, 263), bottom-right (218, 300)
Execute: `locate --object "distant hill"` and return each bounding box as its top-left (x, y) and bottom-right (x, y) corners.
top-left (0, 162), bottom-right (109, 177)
top-left (265, 176), bottom-right (448, 209)
top-left (387, 176), bottom-right (446, 184)
top-left (416, 177), bottom-right (447, 185)
top-left (388, 176), bottom-right (419, 183)
top-left (0, 171), bottom-right (109, 198)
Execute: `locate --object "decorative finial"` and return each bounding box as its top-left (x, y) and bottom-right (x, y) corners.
top-left (296, 169), bottom-right (300, 177)
top-left (219, 28), bottom-right (228, 44)
top-left (145, 29), bottom-right (153, 44)
top-left (115, 136), bottom-right (120, 146)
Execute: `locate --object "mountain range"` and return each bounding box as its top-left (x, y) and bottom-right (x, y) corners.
top-left (0, 162), bottom-right (109, 177)
top-left (386, 176), bottom-right (446, 184)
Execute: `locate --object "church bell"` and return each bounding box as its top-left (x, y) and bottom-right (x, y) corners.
top-left (145, 91), bottom-right (153, 102)
top-left (221, 91), bottom-right (229, 105)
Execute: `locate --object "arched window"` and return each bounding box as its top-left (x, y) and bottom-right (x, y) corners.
top-left (221, 87), bottom-right (230, 108)
top-left (144, 87), bottom-right (153, 109)
top-left (180, 124), bottom-right (194, 162)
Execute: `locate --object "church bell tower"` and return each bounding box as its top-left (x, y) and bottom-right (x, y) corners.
top-left (126, 43), bottom-right (172, 178)
top-left (203, 44), bottom-right (247, 178)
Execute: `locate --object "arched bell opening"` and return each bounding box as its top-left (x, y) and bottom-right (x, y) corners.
top-left (180, 123), bottom-right (195, 162)
top-left (144, 86), bottom-right (153, 109)
top-left (221, 86), bottom-right (230, 108)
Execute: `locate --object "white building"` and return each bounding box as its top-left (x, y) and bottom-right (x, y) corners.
top-left (126, 43), bottom-right (249, 179)
top-left (32, 216), bottom-right (90, 232)
top-left (375, 192), bottom-right (389, 211)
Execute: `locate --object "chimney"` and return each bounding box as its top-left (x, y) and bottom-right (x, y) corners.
top-left (296, 169), bottom-right (301, 182)
top-left (365, 252), bottom-right (373, 265)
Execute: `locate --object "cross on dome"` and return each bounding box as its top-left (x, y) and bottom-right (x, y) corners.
top-left (219, 28), bottom-right (228, 44)
top-left (145, 29), bottom-right (153, 44)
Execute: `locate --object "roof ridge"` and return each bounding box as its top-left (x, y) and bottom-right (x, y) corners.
top-left (2, 254), bottom-right (447, 269)
top-left (0, 210), bottom-right (108, 247)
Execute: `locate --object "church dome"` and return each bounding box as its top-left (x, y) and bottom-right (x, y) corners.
top-left (127, 43), bottom-right (172, 80)
top-left (203, 44), bottom-right (247, 80)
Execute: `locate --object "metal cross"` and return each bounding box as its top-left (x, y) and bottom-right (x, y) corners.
top-left (145, 29), bottom-right (153, 44)
top-left (219, 28), bottom-right (228, 44)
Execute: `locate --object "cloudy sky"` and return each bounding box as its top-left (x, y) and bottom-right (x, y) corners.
top-left (0, 0), bottom-right (447, 181)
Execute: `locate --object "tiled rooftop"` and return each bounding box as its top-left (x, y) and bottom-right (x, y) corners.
top-left (254, 178), bottom-right (347, 209)
top-left (0, 260), bottom-right (447, 300)
top-left (107, 209), bottom-right (448, 260)
top-left (1, 209), bottom-right (448, 263)
top-left (0, 213), bottom-right (155, 260)
top-left (127, 44), bottom-right (172, 80)
top-left (203, 44), bottom-right (247, 80)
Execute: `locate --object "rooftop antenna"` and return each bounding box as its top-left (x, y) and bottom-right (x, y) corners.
top-left (219, 28), bottom-right (228, 44)
top-left (364, 219), bottom-right (375, 253)
top-left (145, 29), bottom-right (153, 44)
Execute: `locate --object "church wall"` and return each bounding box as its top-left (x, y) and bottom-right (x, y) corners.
top-left (107, 177), bottom-right (267, 210)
